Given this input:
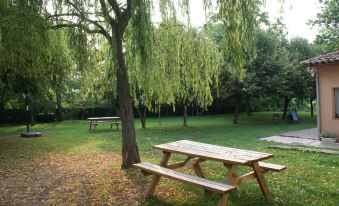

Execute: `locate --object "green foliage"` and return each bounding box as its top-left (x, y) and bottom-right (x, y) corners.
top-left (311, 0), bottom-right (339, 52)
top-left (202, 0), bottom-right (261, 80)
top-left (127, 21), bottom-right (222, 111)
top-left (0, 0), bottom-right (50, 96)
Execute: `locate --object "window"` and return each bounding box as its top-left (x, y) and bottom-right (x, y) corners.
top-left (335, 88), bottom-right (339, 119)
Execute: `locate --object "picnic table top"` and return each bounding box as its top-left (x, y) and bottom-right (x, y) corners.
top-left (87, 116), bottom-right (120, 121)
top-left (154, 140), bottom-right (273, 165)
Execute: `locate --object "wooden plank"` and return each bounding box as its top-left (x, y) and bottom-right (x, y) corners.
top-left (258, 162), bottom-right (287, 172)
top-left (156, 141), bottom-right (273, 163)
top-left (176, 140), bottom-right (273, 159)
top-left (145, 152), bottom-right (171, 197)
top-left (252, 162), bottom-right (270, 196)
top-left (134, 162), bottom-right (236, 193)
top-left (155, 141), bottom-right (273, 165)
top-left (167, 142), bottom-right (265, 163)
top-left (236, 171), bottom-right (256, 185)
top-left (167, 142), bottom-right (258, 161)
top-left (166, 156), bottom-right (194, 169)
top-left (154, 144), bottom-right (250, 165)
top-left (87, 116), bottom-right (120, 121)
top-left (180, 140), bottom-right (272, 156)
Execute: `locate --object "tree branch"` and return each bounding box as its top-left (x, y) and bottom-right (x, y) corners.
top-left (50, 19), bottom-right (112, 42)
top-left (108, 0), bottom-right (122, 19)
top-left (99, 0), bottom-right (118, 30)
top-left (47, 10), bottom-right (112, 41)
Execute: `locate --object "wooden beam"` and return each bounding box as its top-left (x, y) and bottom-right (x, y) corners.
top-left (252, 162), bottom-right (270, 196)
top-left (225, 164), bottom-right (238, 186)
top-left (145, 152), bottom-right (171, 197)
top-left (166, 157), bottom-right (205, 169)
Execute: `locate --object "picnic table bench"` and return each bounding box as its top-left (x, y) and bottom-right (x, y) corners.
top-left (134, 140), bottom-right (286, 205)
top-left (87, 117), bottom-right (121, 131)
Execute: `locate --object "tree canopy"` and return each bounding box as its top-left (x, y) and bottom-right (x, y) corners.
top-left (311, 0), bottom-right (339, 52)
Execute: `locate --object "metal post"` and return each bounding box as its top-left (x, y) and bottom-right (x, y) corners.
top-left (26, 92), bottom-right (29, 133)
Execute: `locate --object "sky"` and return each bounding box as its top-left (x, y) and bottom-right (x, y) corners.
top-left (185, 0), bottom-right (321, 42)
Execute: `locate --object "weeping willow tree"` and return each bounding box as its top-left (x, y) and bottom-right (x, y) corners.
top-left (127, 21), bottom-right (222, 127)
top-left (45, 0), bottom-right (261, 169)
top-left (0, 0), bottom-right (52, 131)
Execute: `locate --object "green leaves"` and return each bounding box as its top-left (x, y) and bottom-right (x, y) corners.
top-left (126, 20), bottom-right (222, 111)
top-left (0, 0), bottom-right (50, 95)
top-left (311, 0), bottom-right (339, 52)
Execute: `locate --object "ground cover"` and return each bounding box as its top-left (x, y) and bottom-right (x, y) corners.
top-left (0, 112), bottom-right (338, 205)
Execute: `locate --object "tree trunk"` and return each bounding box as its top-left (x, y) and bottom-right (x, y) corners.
top-left (29, 108), bottom-right (35, 126)
top-left (282, 97), bottom-right (291, 120)
top-left (310, 97), bottom-right (314, 117)
top-left (114, 30), bottom-right (140, 169)
top-left (0, 101), bottom-right (4, 124)
top-left (183, 105), bottom-right (188, 126)
top-left (136, 105), bottom-right (146, 129)
top-left (233, 94), bottom-right (242, 124)
top-left (245, 95), bottom-right (252, 116)
top-left (158, 107), bottom-right (161, 126)
top-left (56, 88), bottom-right (64, 122)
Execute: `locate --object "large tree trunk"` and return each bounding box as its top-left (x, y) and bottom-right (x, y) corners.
top-left (282, 97), bottom-right (291, 120)
top-left (55, 88), bottom-right (64, 122)
top-left (310, 97), bottom-right (314, 117)
top-left (183, 105), bottom-right (188, 126)
top-left (233, 94), bottom-right (242, 124)
top-left (245, 95), bottom-right (252, 116)
top-left (114, 30), bottom-right (140, 169)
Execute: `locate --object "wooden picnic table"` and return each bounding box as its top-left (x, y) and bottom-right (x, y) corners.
top-left (134, 140), bottom-right (286, 205)
top-left (87, 116), bottom-right (121, 131)
top-left (155, 140), bottom-right (279, 194)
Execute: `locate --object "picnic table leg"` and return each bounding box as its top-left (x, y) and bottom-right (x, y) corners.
top-left (145, 152), bottom-right (171, 197)
top-left (218, 193), bottom-right (229, 206)
top-left (252, 162), bottom-right (270, 196)
top-left (192, 162), bottom-right (212, 195)
top-left (193, 163), bottom-right (204, 178)
top-left (225, 164), bottom-right (238, 186)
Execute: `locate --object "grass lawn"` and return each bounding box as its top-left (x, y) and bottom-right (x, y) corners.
top-left (0, 112), bottom-right (338, 205)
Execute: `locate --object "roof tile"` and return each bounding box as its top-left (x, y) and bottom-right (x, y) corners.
top-left (300, 51), bottom-right (339, 67)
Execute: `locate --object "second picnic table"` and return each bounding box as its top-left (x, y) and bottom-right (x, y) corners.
top-left (134, 140), bottom-right (286, 205)
top-left (87, 116), bottom-right (121, 131)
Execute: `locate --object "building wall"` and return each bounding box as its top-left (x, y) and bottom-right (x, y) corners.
top-left (317, 64), bottom-right (339, 140)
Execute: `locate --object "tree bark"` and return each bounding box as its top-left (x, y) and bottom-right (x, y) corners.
top-left (114, 29), bottom-right (140, 169)
top-left (55, 88), bottom-right (64, 122)
top-left (136, 105), bottom-right (146, 129)
top-left (0, 101), bottom-right (4, 124)
top-left (158, 107), bottom-right (161, 126)
top-left (233, 94), bottom-right (242, 124)
top-left (183, 105), bottom-right (188, 126)
top-left (282, 97), bottom-right (291, 120)
top-left (310, 97), bottom-right (314, 117)
top-left (245, 95), bottom-right (252, 116)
